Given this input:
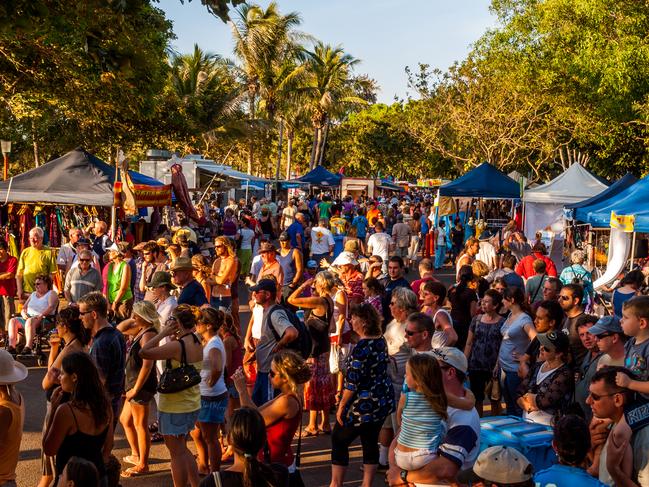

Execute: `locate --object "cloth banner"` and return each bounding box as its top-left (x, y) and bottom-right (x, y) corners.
top-left (113, 173), bottom-right (172, 210)
top-left (610, 211), bottom-right (635, 232)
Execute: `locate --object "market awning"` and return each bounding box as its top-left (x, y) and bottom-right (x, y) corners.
top-left (196, 162), bottom-right (269, 186)
top-left (295, 166), bottom-right (342, 186)
top-left (0, 147), bottom-right (169, 206)
top-left (440, 162), bottom-right (520, 199)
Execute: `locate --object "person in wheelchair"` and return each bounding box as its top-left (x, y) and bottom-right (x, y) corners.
top-left (6, 274), bottom-right (59, 355)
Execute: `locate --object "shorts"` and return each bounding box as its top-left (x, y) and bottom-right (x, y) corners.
top-left (394, 246), bottom-right (409, 258)
top-left (394, 447), bottom-right (437, 471)
top-left (158, 410), bottom-right (200, 436)
top-left (227, 383), bottom-right (239, 399)
top-left (198, 394), bottom-right (228, 424)
top-left (129, 389), bottom-right (155, 405)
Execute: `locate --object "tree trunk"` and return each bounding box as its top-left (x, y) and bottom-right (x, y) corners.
top-left (309, 126), bottom-right (320, 170)
top-left (247, 93), bottom-right (255, 174)
top-left (32, 120), bottom-right (40, 167)
top-left (275, 119), bottom-right (284, 181)
top-left (286, 129), bottom-right (293, 179)
top-left (318, 118), bottom-right (330, 165)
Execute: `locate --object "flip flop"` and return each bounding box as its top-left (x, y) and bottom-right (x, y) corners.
top-left (122, 455), bottom-right (140, 465)
top-left (120, 466), bottom-right (150, 478)
top-left (300, 428), bottom-right (319, 438)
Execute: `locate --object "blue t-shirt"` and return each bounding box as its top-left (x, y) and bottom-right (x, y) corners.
top-left (286, 221), bottom-right (305, 250)
top-left (420, 215), bottom-right (429, 234)
top-left (351, 215), bottom-right (368, 238)
top-left (178, 279), bottom-right (208, 307)
top-left (534, 464), bottom-right (607, 487)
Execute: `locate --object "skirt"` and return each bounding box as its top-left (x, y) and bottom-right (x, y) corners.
top-left (304, 352), bottom-right (333, 411)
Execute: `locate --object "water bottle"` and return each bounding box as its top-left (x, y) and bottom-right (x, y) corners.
top-left (296, 309), bottom-right (305, 323)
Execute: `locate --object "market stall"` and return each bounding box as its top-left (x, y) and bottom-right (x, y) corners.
top-left (297, 165), bottom-right (342, 189)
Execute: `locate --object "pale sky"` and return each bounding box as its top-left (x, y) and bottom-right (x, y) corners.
top-left (158, 0), bottom-right (497, 103)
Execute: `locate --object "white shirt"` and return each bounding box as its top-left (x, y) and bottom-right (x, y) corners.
top-left (367, 232), bottom-right (392, 262)
top-left (238, 227), bottom-right (255, 250)
top-left (282, 206), bottom-right (297, 227)
top-left (56, 243), bottom-right (76, 273)
top-left (200, 335), bottom-right (228, 397)
top-left (310, 226), bottom-right (335, 255)
top-left (251, 303), bottom-right (264, 339)
top-left (477, 241), bottom-right (497, 271)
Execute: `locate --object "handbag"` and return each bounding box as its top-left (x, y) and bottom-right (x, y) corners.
top-left (329, 342), bottom-right (341, 374)
top-left (211, 471), bottom-right (223, 487)
top-left (157, 335), bottom-right (201, 394)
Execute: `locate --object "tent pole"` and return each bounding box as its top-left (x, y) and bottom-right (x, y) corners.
top-left (245, 179), bottom-right (249, 202)
top-left (630, 231), bottom-right (637, 271)
top-left (110, 147), bottom-right (119, 239)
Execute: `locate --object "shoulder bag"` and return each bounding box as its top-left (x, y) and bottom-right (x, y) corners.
top-left (157, 334), bottom-right (201, 394)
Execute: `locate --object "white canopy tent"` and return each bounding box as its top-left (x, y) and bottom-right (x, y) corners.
top-left (523, 163), bottom-right (608, 238)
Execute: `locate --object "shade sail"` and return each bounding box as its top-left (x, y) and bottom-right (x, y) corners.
top-left (0, 147), bottom-right (166, 206)
top-left (523, 163), bottom-right (608, 204)
top-left (296, 166), bottom-right (341, 186)
top-left (579, 174), bottom-right (649, 232)
top-left (439, 163), bottom-right (520, 198)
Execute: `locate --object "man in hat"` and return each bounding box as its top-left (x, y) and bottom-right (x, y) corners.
top-left (69, 237), bottom-right (100, 272)
top-left (387, 346), bottom-right (481, 486)
top-left (139, 241), bottom-right (168, 302)
top-left (147, 271), bottom-right (177, 324)
top-left (0, 349), bottom-right (28, 486)
top-left (64, 249), bottom-right (102, 304)
top-left (591, 315), bottom-right (626, 368)
top-left (170, 257), bottom-right (208, 307)
top-left (477, 230), bottom-right (498, 272)
top-left (16, 226), bottom-right (57, 301)
top-left (457, 446), bottom-right (534, 486)
top-left (249, 278), bottom-right (298, 405)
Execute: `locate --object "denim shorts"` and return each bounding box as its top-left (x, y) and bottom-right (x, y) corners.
top-left (227, 383), bottom-right (239, 399)
top-left (158, 409), bottom-right (199, 436)
top-left (198, 394), bottom-right (228, 424)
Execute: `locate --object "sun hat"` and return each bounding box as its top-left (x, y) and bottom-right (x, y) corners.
top-left (157, 237), bottom-right (170, 248)
top-left (132, 301), bottom-right (160, 328)
top-left (589, 316), bottom-right (623, 336)
top-left (344, 240), bottom-right (360, 253)
top-left (0, 349), bottom-right (28, 385)
top-left (457, 446), bottom-right (533, 484)
top-left (148, 271), bottom-right (176, 289)
top-left (332, 251), bottom-right (358, 267)
top-left (258, 242), bottom-right (278, 254)
top-left (429, 346), bottom-right (468, 374)
top-left (170, 257), bottom-right (193, 272)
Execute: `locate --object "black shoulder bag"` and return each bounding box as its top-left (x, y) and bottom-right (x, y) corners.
top-left (157, 334), bottom-right (201, 394)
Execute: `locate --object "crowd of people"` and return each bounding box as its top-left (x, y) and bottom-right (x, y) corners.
top-left (0, 192), bottom-right (648, 487)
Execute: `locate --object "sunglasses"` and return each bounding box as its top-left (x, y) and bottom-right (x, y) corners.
top-left (405, 329), bottom-right (422, 336)
top-left (79, 259), bottom-right (90, 262)
top-left (78, 309), bottom-right (94, 316)
top-left (589, 391), bottom-right (620, 401)
top-left (558, 295), bottom-right (572, 301)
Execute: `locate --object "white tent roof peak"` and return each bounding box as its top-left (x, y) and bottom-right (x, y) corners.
top-left (522, 163), bottom-right (608, 204)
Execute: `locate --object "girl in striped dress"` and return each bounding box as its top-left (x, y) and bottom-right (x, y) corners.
top-left (394, 354), bottom-right (448, 472)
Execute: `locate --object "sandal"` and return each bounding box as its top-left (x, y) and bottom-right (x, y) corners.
top-left (122, 455), bottom-right (140, 465)
top-left (318, 427), bottom-right (332, 435)
top-left (300, 428), bottom-right (319, 438)
top-left (120, 466), bottom-right (150, 478)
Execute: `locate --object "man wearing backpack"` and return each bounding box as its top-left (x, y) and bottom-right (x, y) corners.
top-left (250, 278), bottom-right (300, 405)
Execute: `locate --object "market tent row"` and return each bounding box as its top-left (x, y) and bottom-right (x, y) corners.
top-left (0, 148), bottom-right (168, 206)
top-left (523, 163), bottom-right (608, 237)
top-left (296, 165), bottom-right (342, 187)
top-left (577, 173), bottom-right (649, 232)
top-left (439, 162), bottom-right (520, 199)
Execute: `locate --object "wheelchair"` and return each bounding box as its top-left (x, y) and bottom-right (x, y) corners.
top-left (10, 314), bottom-right (56, 366)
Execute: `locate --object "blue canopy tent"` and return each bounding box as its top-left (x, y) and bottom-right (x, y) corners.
top-left (569, 173), bottom-right (637, 217)
top-left (579, 174), bottom-right (649, 232)
top-left (439, 162), bottom-right (520, 198)
top-left (297, 165), bottom-right (342, 187)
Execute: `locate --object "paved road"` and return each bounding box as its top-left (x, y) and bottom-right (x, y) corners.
top-left (15, 266), bottom-right (456, 487)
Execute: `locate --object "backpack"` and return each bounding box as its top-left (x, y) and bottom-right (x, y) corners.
top-left (266, 304), bottom-right (313, 359)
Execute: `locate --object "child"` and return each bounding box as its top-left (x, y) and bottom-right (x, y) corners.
top-left (394, 354), bottom-right (447, 472)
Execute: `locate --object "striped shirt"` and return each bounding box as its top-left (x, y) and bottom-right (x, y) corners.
top-left (398, 388), bottom-right (446, 450)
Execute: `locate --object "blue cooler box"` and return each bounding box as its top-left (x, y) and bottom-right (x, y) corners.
top-left (479, 416), bottom-right (556, 471)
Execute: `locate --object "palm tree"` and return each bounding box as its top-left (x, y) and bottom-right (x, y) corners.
top-left (230, 2), bottom-right (302, 174)
top-left (302, 42), bottom-right (369, 169)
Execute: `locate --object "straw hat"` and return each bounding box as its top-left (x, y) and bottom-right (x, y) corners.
top-left (148, 271), bottom-right (176, 290)
top-left (0, 350), bottom-right (28, 385)
top-left (132, 301), bottom-right (161, 328)
top-left (170, 257), bottom-right (193, 271)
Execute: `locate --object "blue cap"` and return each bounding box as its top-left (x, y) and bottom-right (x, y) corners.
top-left (306, 260), bottom-right (318, 268)
top-left (589, 316), bottom-right (623, 336)
top-left (249, 278), bottom-right (276, 293)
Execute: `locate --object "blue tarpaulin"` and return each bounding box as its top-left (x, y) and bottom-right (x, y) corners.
top-left (296, 166), bottom-right (342, 186)
top-left (569, 173), bottom-right (637, 215)
top-left (439, 162), bottom-right (520, 199)
top-left (578, 174), bottom-right (649, 232)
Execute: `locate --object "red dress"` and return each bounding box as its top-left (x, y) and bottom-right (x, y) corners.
top-left (262, 395), bottom-right (302, 466)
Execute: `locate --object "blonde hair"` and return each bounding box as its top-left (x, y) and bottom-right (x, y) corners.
top-left (215, 236), bottom-right (235, 257)
top-left (272, 350), bottom-right (312, 395)
top-left (471, 259), bottom-right (489, 278)
top-left (314, 271), bottom-right (336, 295)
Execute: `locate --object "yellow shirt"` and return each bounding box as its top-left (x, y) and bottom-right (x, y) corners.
top-left (158, 358), bottom-right (202, 413)
top-left (17, 246), bottom-right (57, 293)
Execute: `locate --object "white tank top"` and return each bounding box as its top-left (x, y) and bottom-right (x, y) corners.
top-left (27, 290), bottom-right (53, 317)
top-left (431, 308), bottom-right (453, 349)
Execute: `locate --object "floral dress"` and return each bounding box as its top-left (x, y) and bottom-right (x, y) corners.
top-left (342, 337), bottom-right (395, 426)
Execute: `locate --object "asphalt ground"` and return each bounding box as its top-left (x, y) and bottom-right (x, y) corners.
top-left (15, 265), bottom-right (457, 487)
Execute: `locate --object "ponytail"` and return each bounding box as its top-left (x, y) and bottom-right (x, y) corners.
top-left (241, 454), bottom-right (281, 487)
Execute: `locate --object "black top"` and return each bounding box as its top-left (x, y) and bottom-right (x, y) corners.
top-left (199, 463), bottom-right (289, 487)
top-left (178, 279), bottom-right (209, 307)
top-left (304, 298), bottom-right (332, 357)
top-left (125, 327), bottom-right (158, 394)
top-left (55, 404), bottom-right (108, 480)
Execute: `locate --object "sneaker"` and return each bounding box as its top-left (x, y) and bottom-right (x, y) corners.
top-left (6, 346), bottom-right (16, 355)
top-left (20, 347), bottom-right (32, 356)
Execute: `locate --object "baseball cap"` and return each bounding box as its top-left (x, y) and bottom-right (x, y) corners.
top-left (537, 330), bottom-right (570, 353)
top-left (250, 278), bottom-right (276, 293)
top-left (430, 347), bottom-right (467, 374)
top-left (457, 446), bottom-right (533, 484)
top-left (589, 315), bottom-right (623, 336)
top-left (306, 260), bottom-right (318, 269)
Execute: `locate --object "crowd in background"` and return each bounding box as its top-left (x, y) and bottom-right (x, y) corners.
top-left (0, 191), bottom-right (648, 487)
